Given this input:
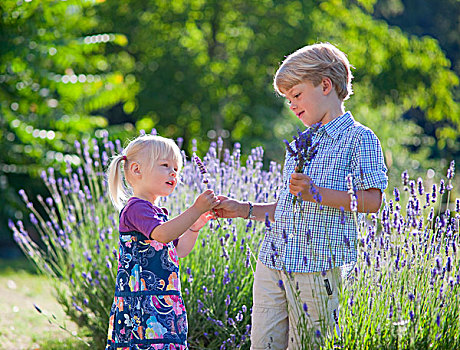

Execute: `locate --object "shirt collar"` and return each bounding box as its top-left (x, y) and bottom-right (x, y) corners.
top-left (317, 111), bottom-right (354, 139)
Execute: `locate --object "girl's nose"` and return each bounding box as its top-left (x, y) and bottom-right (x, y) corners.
top-left (289, 102), bottom-right (297, 111)
top-left (170, 170), bottom-right (176, 177)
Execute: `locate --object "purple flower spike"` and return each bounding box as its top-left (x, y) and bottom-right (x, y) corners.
top-left (350, 195), bottom-right (358, 212)
top-left (393, 187), bottom-right (400, 202)
top-left (217, 137), bottom-right (223, 152)
top-left (176, 137), bottom-right (183, 149)
top-left (417, 177), bottom-right (424, 195)
top-left (447, 160), bottom-right (455, 180)
top-left (346, 174), bottom-right (354, 195)
top-left (193, 153), bottom-right (209, 184)
top-left (264, 212), bottom-right (271, 229)
top-left (284, 139), bottom-right (296, 157)
top-left (439, 179), bottom-right (445, 195)
top-left (401, 170), bottom-right (409, 187)
top-left (340, 206), bottom-right (346, 224)
top-left (285, 124), bottom-right (320, 206)
top-left (277, 279), bottom-right (284, 290)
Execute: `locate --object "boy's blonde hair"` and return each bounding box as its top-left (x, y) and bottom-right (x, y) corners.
top-left (274, 42), bottom-right (353, 101)
top-left (106, 134), bottom-right (183, 211)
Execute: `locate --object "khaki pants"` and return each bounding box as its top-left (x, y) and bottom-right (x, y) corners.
top-left (250, 260), bottom-right (342, 350)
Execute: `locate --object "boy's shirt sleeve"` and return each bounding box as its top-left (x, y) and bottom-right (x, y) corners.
top-left (352, 129), bottom-right (388, 192)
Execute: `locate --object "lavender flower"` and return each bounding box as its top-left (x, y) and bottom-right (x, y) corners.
top-left (350, 195), bottom-right (358, 212)
top-left (401, 170), bottom-right (409, 187)
top-left (264, 212), bottom-right (271, 229)
top-left (417, 177), bottom-right (424, 195)
top-left (447, 160), bottom-right (455, 180)
top-left (340, 207), bottom-right (346, 224)
top-left (284, 123), bottom-right (321, 205)
top-left (278, 279), bottom-right (284, 290)
top-left (393, 188), bottom-right (400, 202)
top-left (439, 179), bottom-right (445, 195)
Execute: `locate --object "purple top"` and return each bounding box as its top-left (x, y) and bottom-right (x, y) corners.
top-left (120, 197), bottom-right (169, 239)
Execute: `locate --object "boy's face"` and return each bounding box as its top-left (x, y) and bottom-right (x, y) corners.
top-left (284, 80), bottom-right (331, 127)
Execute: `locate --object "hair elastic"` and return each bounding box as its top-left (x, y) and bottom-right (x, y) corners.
top-left (122, 155), bottom-right (127, 161)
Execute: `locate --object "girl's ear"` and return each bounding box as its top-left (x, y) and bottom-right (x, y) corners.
top-left (321, 77), bottom-right (333, 95)
top-left (130, 162), bottom-right (142, 176)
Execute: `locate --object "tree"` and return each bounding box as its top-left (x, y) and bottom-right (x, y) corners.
top-left (95, 0), bottom-right (458, 179)
top-left (0, 0), bottom-right (138, 242)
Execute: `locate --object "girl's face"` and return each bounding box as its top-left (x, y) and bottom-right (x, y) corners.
top-left (134, 158), bottom-right (179, 203)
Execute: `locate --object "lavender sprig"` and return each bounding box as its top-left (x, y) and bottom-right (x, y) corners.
top-left (33, 304), bottom-right (90, 346)
top-left (193, 153), bottom-right (209, 185)
top-left (284, 123), bottom-right (321, 206)
top-left (193, 153), bottom-right (221, 226)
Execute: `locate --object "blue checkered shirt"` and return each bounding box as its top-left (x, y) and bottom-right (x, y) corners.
top-left (259, 112), bottom-right (388, 273)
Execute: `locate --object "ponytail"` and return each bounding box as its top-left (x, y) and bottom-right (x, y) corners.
top-left (107, 154), bottom-right (129, 211)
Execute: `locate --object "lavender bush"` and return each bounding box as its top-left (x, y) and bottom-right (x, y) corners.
top-left (9, 130), bottom-right (460, 350)
top-left (10, 132), bottom-right (122, 348)
top-left (9, 132), bottom-right (279, 349)
top-left (329, 163), bottom-right (460, 349)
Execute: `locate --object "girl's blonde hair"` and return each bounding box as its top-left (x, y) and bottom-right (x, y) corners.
top-left (274, 42), bottom-right (353, 101)
top-left (106, 134), bottom-right (183, 211)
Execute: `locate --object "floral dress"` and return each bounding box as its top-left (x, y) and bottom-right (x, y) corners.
top-left (106, 201), bottom-right (188, 350)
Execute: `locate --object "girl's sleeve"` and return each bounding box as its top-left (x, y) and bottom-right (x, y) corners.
top-left (352, 129), bottom-right (388, 192)
top-left (122, 200), bottom-right (165, 238)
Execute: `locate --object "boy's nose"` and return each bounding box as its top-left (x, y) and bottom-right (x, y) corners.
top-left (289, 103), bottom-right (297, 111)
top-left (170, 170), bottom-right (176, 177)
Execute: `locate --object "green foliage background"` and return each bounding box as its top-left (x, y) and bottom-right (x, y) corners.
top-left (1, 0), bottom-right (459, 243)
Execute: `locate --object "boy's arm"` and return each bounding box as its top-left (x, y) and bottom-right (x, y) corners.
top-left (290, 173), bottom-right (382, 213)
top-left (214, 196), bottom-right (277, 222)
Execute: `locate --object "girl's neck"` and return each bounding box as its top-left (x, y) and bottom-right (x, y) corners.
top-left (133, 191), bottom-right (157, 205)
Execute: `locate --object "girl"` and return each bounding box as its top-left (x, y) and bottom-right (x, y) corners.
top-left (105, 134), bottom-right (219, 350)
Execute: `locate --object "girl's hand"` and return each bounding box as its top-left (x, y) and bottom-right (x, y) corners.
top-left (189, 211), bottom-right (215, 231)
top-left (193, 189), bottom-right (220, 214)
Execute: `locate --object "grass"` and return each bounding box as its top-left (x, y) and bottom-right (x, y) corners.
top-left (0, 258), bottom-right (86, 350)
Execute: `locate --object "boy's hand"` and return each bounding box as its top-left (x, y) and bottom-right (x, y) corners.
top-left (289, 173), bottom-right (314, 201)
top-left (193, 189), bottom-right (220, 213)
top-left (189, 211), bottom-right (215, 231)
top-left (214, 196), bottom-right (248, 218)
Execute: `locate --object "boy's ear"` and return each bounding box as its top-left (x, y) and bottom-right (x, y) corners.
top-left (321, 77), bottom-right (333, 95)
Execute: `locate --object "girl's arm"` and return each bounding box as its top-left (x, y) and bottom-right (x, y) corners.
top-left (289, 173), bottom-right (382, 213)
top-left (175, 211), bottom-right (214, 258)
top-left (151, 189), bottom-right (219, 243)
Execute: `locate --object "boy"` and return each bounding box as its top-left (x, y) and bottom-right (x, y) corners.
top-left (215, 42), bottom-right (388, 349)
